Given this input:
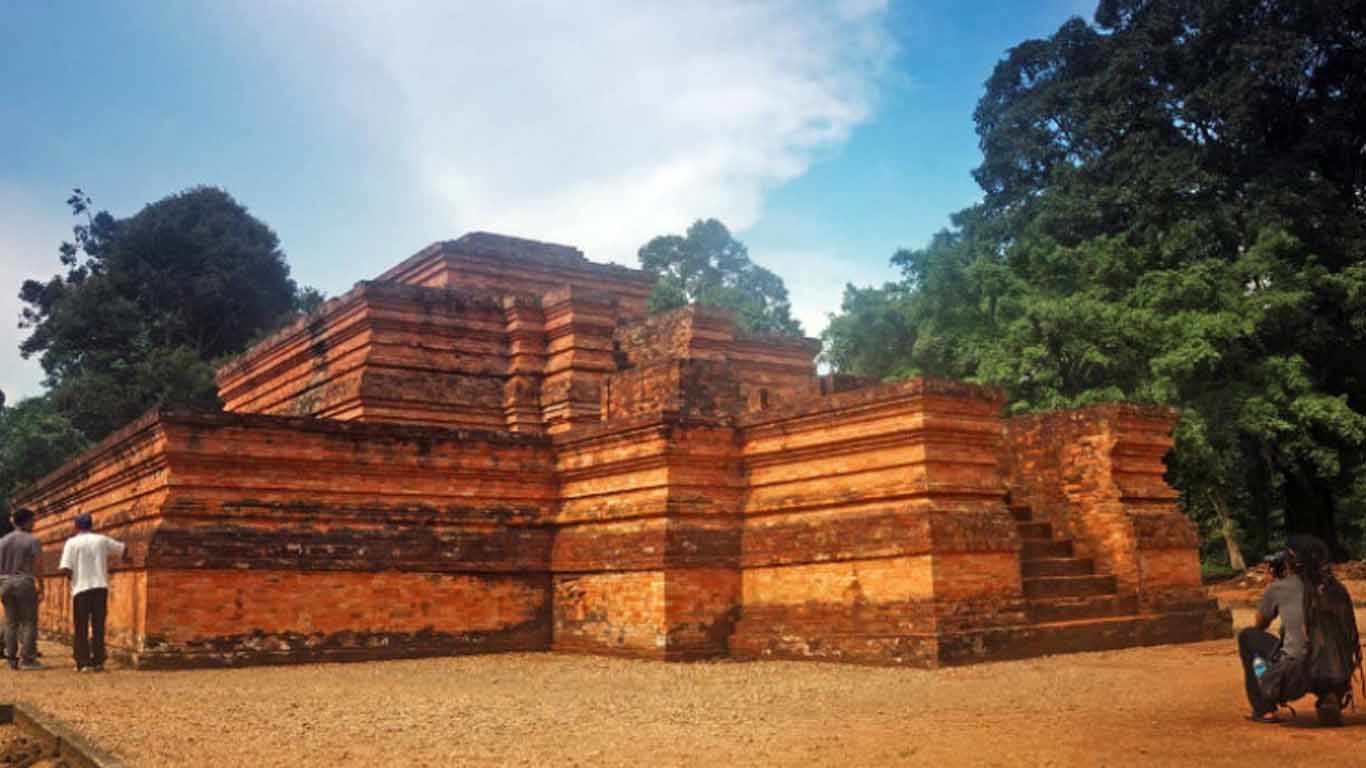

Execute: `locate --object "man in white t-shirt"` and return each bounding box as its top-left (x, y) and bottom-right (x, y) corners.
top-left (58, 514), bottom-right (127, 672)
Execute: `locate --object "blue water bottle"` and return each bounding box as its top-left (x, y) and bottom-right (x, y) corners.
top-left (1253, 655), bottom-right (1268, 679)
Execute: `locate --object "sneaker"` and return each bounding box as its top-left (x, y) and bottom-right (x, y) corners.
top-left (1316, 695), bottom-right (1344, 727)
top-left (76, 666), bottom-right (90, 673)
top-left (18, 660), bottom-right (44, 671)
top-left (91, 664), bottom-right (105, 673)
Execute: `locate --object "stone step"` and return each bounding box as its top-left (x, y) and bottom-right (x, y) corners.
top-left (1023, 574), bottom-right (1118, 599)
top-left (1015, 521), bottom-right (1052, 539)
top-left (938, 606), bottom-right (1234, 666)
top-left (970, 615), bottom-right (1146, 663)
top-left (1026, 594), bottom-right (1136, 623)
top-left (1008, 505), bottom-right (1032, 522)
top-left (1021, 538), bottom-right (1073, 559)
top-left (1021, 557), bottom-right (1095, 578)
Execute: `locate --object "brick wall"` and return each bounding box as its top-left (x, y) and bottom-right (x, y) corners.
top-left (603, 306), bottom-right (820, 422)
top-left (732, 379), bottom-right (1023, 666)
top-left (14, 382), bottom-right (1224, 669)
top-left (551, 417), bottom-right (742, 660)
top-left (17, 409), bottom-right (558, 666)
top-left (138, 569), bottom-right (549, 667)
top-left (216, 282), bottom-right (515, 428)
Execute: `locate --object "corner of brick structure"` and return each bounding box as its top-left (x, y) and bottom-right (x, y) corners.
top-left (550, 413), bottom-right (744, 661)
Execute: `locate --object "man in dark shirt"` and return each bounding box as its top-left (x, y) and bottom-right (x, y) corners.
top-left (0, 506), bottom-right (44, 670)
top-left (1236, 553), bottom-right (1306, 722)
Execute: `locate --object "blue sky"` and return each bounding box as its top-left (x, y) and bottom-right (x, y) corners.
top-left (0, 0), bottom-right (1096, 402)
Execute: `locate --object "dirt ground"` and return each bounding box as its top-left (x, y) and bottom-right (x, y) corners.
top-left (2, 609), bottom-right (1363, 767)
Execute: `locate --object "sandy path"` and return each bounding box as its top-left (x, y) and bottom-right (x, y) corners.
top-left (2, 609), bottom-right (1362, 767)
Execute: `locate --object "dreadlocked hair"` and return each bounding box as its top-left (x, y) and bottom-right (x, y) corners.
top-left (1296, 546), bottom-right (1326, 633)
top-left (1295, 543), bottom-right (1365, 708)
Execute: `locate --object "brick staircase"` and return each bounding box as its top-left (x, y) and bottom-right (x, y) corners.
top-left (934, 498), bottom-right (1231, 665)
top-left (1010, 500), bottom-right (1140, 625)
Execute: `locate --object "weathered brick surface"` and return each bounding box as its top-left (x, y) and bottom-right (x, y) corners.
top-left (138, 569), bottom-right (550, 667)
top-left (217, 282), bottom-right (514, 426)
top-left (17, 409), bottom-right (557, 665)
top-left (12, 233), bottom-right (1228, 669)
top-left (604, 305), bottom-right (820, 421)
top-left (732, 380), bottom-right (1027, 665)
top-left (663, 567), bottom-right (740, 658)
top-left (552, 571), bottom-right (668, 656)
top-left (377, 232), bottom-right (654, 318)
top-left (550, 417), bottom-right (743, 658)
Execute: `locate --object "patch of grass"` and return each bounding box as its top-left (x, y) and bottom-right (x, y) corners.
top-left (1200, 559), bottom-right (1241, 584)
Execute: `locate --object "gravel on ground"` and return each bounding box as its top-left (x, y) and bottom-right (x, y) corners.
top-left (2, 609), bottom-right (1363, 767)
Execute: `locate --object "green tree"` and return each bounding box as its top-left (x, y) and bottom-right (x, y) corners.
top-left (825, 0), bottom-right (1366, 558)
top-left (638, 219), bottom-right (803, 336)
top-left (18, 186), bottom-right (316, 442)
top-left (822, 283), bottom-right (917, 380)
top-left (0, 396), bottom-right (89, 531)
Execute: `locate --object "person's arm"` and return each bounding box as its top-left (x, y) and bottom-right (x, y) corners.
top-left (108, 536), bottom-right (128, 563)
top-left (1254, 584), bottom-right (1279, 631)
top-left (59, 539), bottom-right (73, 573)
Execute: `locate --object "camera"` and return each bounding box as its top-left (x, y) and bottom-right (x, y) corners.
top-left (1264, 550), bottom-right (1290, 579)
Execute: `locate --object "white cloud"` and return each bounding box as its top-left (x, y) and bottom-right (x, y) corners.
top-left (0, 182), bottom-right (66, 403)
top-left (764, 249), bottom-right (887, 339)
top-left (233, 0), bottom-right (893, 264)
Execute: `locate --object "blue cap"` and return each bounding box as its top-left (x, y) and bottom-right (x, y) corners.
top-left (74, 514), bottom-right (93, 530)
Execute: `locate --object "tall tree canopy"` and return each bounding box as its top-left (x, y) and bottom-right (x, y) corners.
top-left (18, 186), bottom-right (313, 442)
top-left (0, 396), bottom-right (88, 529)
top-left (825, 0), bottom-right (1366, 559)
top-left (638, 219), bottom-right (803, 336)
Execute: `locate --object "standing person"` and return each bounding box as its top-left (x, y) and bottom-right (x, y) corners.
top-left (58, 514), bottom-right (126, 672)
top-left (0, 507), bottom-right (44, 671)
top-left (0, 508), bottom-right (11, 663)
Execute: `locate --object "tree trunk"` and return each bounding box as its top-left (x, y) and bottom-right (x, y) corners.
top-left (1208, 490), bottom-right (1246, 571)
top-left (1286, 470), bottom-right (1343, 559)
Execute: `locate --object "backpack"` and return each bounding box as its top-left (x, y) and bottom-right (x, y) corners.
top-left (1306, 575), bottom-right (1362, 706)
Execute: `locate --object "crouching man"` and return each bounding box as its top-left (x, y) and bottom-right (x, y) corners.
top-left (1238, 536), bottom-right (1361, 725)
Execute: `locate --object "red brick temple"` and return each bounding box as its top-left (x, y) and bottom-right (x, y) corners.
top-left (16, 232), bottom-right (1231, 668)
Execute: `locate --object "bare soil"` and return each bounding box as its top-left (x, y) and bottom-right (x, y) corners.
top-left (3, 609), bottom-right (1363, 767)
